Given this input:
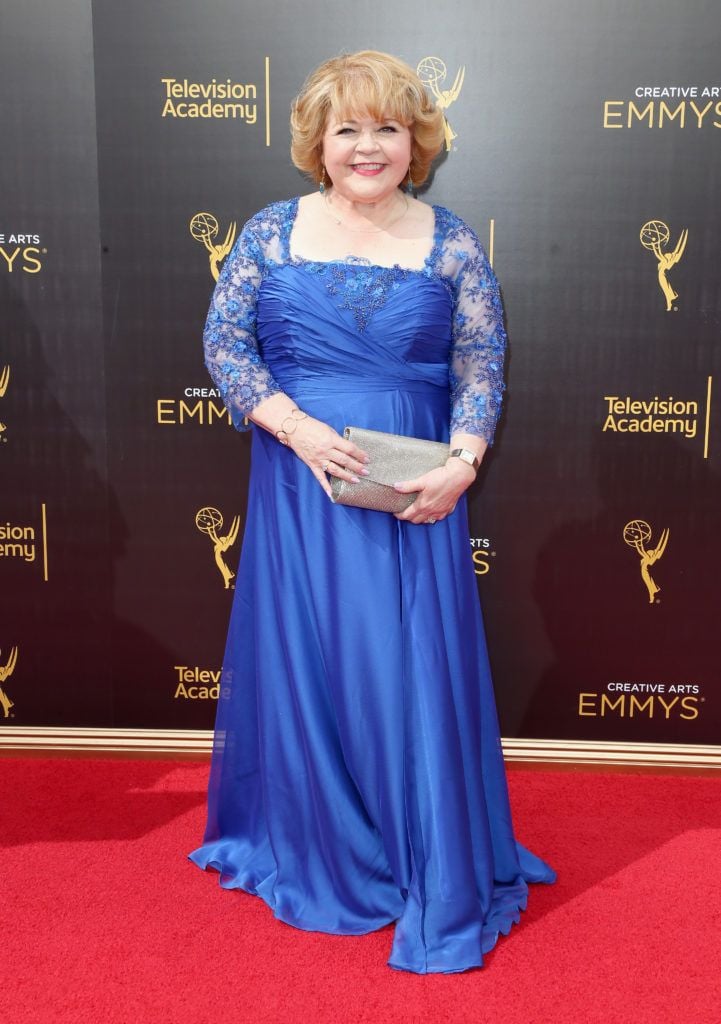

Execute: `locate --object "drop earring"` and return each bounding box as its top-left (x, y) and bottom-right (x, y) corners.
top-left (405, 167), bottom-right (414, 195)
top-left (319, 167), bottom-right (327, 195)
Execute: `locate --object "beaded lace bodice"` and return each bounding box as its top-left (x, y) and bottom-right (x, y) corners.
top-left (202, 196), bottom-right (507, 444)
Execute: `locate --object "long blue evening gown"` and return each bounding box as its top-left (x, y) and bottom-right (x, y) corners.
top-left (188, 196), bottom-right (556, 974)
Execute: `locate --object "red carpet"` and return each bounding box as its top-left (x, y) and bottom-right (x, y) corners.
top-left (1, 757), bottom-right (719, 1023)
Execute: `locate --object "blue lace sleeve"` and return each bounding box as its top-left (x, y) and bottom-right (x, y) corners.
top-left (202, 213), bottom-right (284, 430)
top-left (439, 213), bottom-right (507, 445)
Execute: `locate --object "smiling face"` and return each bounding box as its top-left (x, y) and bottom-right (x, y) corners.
top-left (321, 112), bottom-right (413, 204)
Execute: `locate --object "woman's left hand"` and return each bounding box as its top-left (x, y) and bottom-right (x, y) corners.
top-left (393, 460), bottom-right (477, 524)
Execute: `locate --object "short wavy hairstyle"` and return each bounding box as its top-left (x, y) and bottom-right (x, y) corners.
top-left (290, 50), bottom-right (446, 188)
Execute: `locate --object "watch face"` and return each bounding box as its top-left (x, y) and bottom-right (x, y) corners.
top-left (460, 450), bottom-right (474, 464)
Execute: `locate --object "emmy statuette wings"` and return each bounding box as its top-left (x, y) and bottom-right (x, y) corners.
top-left (330, 426), bottom-right (450, 513)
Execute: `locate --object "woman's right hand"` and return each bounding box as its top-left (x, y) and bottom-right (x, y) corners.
top-left (289, 416), bottom-right (370, 498)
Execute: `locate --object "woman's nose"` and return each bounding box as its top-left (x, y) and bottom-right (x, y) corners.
top-left (355, 130), bottom-right (380, 152)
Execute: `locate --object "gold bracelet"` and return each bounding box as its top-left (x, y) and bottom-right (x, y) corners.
top-left (275, 407), bottom-right (307, 445)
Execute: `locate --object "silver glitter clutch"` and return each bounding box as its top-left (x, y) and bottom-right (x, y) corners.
top-left (330, 426), bottom-right (450, 513)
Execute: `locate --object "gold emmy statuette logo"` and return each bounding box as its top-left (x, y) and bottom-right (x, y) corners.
top-left (0, 646), bottom-right (18, 718)
top-left (417, 57), bottom-right (465, 151)
top-left (0, 364), bottom-right (9, 439)
top-left (190, 212), bottom-right (237, 281)
top-left (195, 506), bottom-right (240, 588)
top-left (623, 519), bottom-right (669, 603)
top-left (640, 220), bottom-right (688, 311)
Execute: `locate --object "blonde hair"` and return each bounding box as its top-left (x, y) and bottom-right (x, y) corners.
top-left (290, 50), bottom-right (445, 187)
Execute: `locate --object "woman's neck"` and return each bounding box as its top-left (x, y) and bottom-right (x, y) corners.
top-left (322, 187), bottom-right (408, 231)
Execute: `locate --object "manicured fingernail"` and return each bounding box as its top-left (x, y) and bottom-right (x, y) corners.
top-left (393, 483), bottom-right (402, 490)
top-left (351, 475), bottom-right (360, 483)
top-left (360, 468), bottom-right (370, 476)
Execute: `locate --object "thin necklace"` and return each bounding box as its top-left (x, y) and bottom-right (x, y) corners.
top-left (322, 191), bottom-right (410, 233)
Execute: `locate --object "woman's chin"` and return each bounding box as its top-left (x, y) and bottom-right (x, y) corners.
top-left (331, 177), bottom-right (404, 202)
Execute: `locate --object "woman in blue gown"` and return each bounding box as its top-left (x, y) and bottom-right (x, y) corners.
top-left (188, 49), bottom-right (556, 975)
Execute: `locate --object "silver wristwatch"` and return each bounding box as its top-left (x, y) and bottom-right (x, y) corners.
top-left (448, 448), bottom-right (480, 473)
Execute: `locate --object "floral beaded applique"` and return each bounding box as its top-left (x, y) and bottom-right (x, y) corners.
top-left (293, 257), bottom-right (412, 332)
top-left (434, 206), bottom-right (507, 444)
top-left (202, 211), bottom-right (286, 428)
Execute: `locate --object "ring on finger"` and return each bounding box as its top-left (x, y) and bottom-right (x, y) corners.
top-left (322, 460), bottom-right (330, 472)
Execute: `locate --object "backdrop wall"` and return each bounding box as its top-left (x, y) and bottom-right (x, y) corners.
top-left (2, 0), bottom-right (719, 747)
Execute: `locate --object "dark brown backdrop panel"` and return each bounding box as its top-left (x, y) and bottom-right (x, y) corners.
top-left (1, 0), bottom-right (718, 743)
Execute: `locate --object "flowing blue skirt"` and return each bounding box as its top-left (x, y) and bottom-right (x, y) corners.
top-left (189, 262), bottom-right (556, 974)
